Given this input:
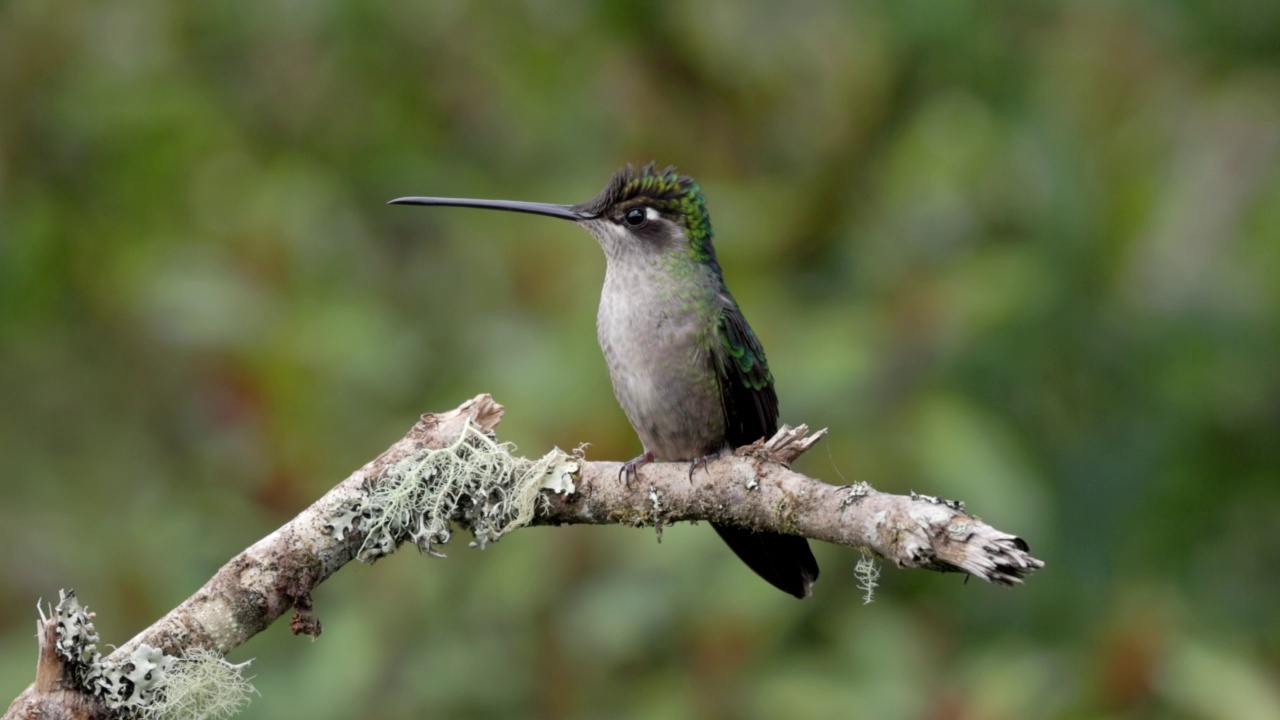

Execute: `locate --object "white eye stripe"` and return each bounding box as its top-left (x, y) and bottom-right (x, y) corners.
top-left (645, 207), bottom-right (659, 221)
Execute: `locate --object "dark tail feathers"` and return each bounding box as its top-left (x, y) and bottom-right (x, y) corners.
top-left (711, 523), bottom-right (819, 599)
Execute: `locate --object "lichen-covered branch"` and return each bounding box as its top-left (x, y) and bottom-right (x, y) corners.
top-left (4, 394), bottom-right (1042, 719)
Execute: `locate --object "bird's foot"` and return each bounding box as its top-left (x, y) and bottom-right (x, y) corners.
top-left (619, 452), bottom-right (654, 487)
top-left (688, 453), bottom-right (719, 481)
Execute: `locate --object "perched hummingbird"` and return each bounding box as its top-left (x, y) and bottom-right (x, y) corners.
top-left (390, 164), bottom-right (819, 598)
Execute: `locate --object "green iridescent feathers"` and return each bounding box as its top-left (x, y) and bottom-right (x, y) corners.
top-left (574, 163), bottom-right (717, 263)
top-left (714, 306), bottom-right (779, 445)
top-left (715, 307), bottom-right (774, 393)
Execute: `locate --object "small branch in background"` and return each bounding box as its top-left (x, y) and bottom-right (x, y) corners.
top-left (3, 394), bottom-right (1043, 719)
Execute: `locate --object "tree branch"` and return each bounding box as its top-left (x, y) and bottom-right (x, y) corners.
top-left (4, 394), bottom-right (1042, 719)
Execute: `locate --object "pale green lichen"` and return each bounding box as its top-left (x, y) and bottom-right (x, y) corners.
top-left (648, 486), bottom-right (665, 542)
top-left (141, 648), bottom-right (257, 720)
top-left (99, 643), bottom-right (174, 710)
top-left (909, 489), bottom-right (965, 513)
top-left (49, 589), bottom-right (99, 669)
top-left (854, 552), bottom-right (881, 605)
top-left (335, 421), bottom-right (581, 560)
top-left (840, 481), bottom-right (872, 506)
top-left (41, 589), bottom-right (178, 714)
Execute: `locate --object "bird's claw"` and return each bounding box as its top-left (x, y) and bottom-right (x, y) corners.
top-left (619, 452), bottom-right (654, 487)
top-left (688, 453), bottom-right (717, 481)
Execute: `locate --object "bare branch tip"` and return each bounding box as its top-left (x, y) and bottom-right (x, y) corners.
top-left (969, 535), bottom-right (1045, 586)
top-left (419, 395), bottom-right (506, 435)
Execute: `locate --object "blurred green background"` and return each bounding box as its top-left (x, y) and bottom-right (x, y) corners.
top-left (3, 1), bottom-right (1279, 718)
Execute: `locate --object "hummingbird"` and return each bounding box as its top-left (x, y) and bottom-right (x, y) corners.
top-left (390, 163), bottom-right (819, 598)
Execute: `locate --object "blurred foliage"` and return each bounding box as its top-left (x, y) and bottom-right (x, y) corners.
top-left (3, 1), bottom-right (1279, 718)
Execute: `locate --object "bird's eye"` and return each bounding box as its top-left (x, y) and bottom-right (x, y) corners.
top-left (623, 207), bottom-right (648, 228)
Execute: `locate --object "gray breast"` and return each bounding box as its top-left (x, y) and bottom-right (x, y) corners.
top-left (595, 263), bottom-right (726, 461)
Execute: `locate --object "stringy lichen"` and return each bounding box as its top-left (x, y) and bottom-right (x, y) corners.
top-left (141, 648), bottom-right (257, 720)
top-left (327, 420), bottom-right (579, 561)
top-left (855, 552), bottom-right (881, 605)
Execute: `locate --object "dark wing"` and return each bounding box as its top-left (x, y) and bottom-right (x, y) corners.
top-left (710, 299), bottom-right (819, 599)
top-left (711, 301), bottom-right (779, 447)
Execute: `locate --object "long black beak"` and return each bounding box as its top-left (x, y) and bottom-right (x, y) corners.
top-left (388, 196), bottom-right (590, 221)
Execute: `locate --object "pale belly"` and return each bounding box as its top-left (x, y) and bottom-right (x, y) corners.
top-left (596, 285), bottom-right (726, 461)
